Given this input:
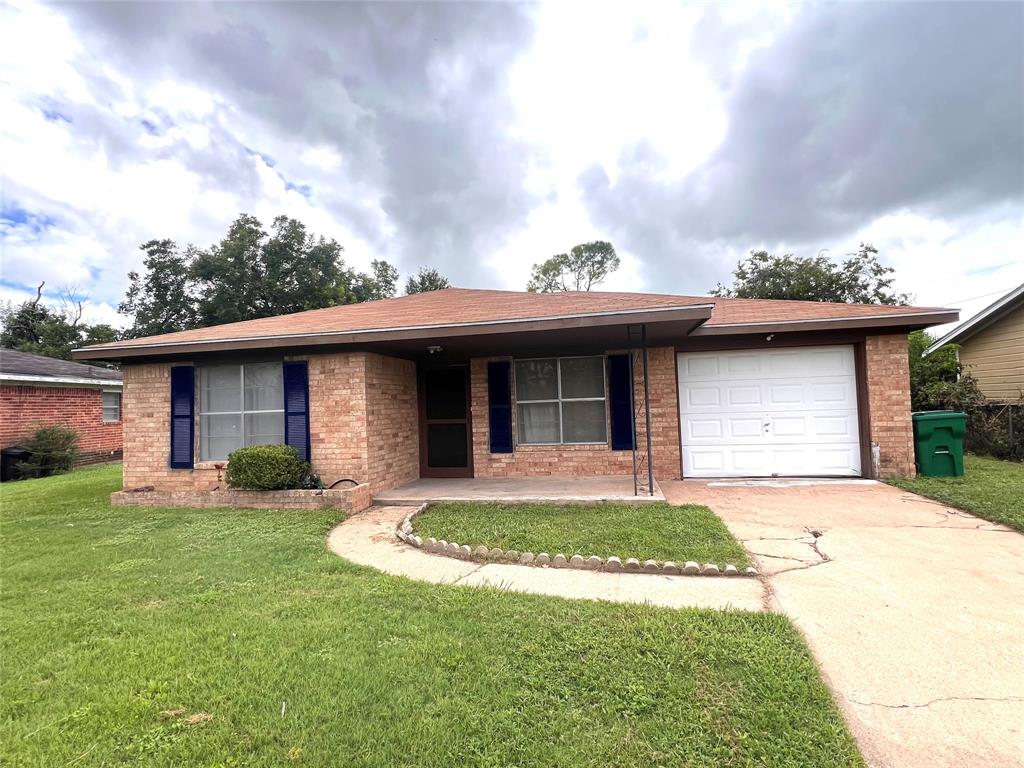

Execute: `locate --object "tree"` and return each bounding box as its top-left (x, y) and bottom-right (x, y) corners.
top-left (527, 241), bottom-right (620, 293)
top-left (120, 214), bottom-right (401, 336)
top-left (712, 244), bottom-right (910, 305)
top-left (404, 267), bottom-right (451, 294)
top-left (351, 260), bottom-right (399, 303)
top-left (119, 239), bottom-right (197, 338)
top-left (0, 283), bottom-right (116, 360)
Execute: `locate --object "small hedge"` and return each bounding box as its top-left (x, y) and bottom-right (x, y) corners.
top-left (225, 444), bottom-right (316, 490)
top-left (16, 425), bottom-right (80, 479)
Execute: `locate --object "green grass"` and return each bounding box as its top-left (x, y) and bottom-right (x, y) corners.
top-left (889, 453), bottom-right (1024, 532)
top-left (413, 501), bottom-right (751, 567)
top-left (0, 464), bottom-right (861, 767)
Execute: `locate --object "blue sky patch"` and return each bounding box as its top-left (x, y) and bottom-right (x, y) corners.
top-left (0, 205), bottom-right (56, 235)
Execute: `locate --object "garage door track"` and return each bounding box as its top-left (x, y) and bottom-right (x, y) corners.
top-left (663, 479), bottom-right (1024, 768)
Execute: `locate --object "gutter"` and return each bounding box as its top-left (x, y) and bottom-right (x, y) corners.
top-left (0, 373), bottom-right (123, 388)
top-left (690, 309), bottom-right (959, 336)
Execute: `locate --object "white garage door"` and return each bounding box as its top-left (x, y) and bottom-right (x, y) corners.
top-left (678, 346), bottom-right (862, 477)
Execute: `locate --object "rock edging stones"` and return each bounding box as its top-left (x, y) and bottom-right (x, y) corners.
top-left (392, 504), bottom-right (757, 578)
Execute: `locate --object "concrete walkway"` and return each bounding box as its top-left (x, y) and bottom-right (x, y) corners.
top-left (662, 479), bottom-right (1024, 768)
top-left (326, 504), bottom-right (765, 612)
top-left (373, 474), bottom-right (664, 505)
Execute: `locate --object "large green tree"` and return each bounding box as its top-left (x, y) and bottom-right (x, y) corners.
top-left (404, 267), bottom-right (451, 294)
top-left (1, 283), bottom-right (118, 359)
top-left (120, 214), bottom-right (401, 336)
top-left (119, 239), bottom-right (197, 338)
top-left (712, 244), bottom-right (910, 305)
top-left (527, 241), bottom-right (620, 293)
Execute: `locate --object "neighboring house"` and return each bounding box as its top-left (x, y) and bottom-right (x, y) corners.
top-left (0, 348), bottom-right (124, 465)
top-left (72, 289), bottom-right (958, 496)
top-left (926, 283), bottom-right (1024, 402)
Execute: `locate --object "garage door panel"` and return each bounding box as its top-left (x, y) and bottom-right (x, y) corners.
top-left (678, 346), bottom-right (861, 477)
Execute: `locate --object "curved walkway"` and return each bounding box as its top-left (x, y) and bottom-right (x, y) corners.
top-left (326, 504), bottom-right (767, 612)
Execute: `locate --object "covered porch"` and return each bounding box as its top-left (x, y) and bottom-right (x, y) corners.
top-left (373, 475), bottom-right (666, 505)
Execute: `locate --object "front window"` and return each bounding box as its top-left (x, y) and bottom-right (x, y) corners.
top-left (514, 356), bottom-right (607, 445)
top-left (198, 363), bottom-right (284, 461)
top-left (102, 391), bottom-right (121, 422)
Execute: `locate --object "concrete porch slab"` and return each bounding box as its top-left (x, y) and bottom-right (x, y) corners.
top-left (373, 475), bottom-right (664, 505)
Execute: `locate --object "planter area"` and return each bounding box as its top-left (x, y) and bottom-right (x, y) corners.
top-left (111, 482), bottom-right (372, 512)
top-left (395, 504), bottom-right (757, 578)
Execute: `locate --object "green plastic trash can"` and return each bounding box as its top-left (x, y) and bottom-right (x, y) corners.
top-left (911, 411), bottom-right (966, 477)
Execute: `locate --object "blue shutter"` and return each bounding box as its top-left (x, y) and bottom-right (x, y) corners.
top-left (487, 361), bottom-right (513, 453)
top-left (283, 360), bottom-right (311, 462)
top-left (169, 366), bottom-right (195, 468)
top-left (607, 354), bottom-right (634, 451)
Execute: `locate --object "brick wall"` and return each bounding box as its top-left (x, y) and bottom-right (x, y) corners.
top-left (0, 383), bottom-right (122, 464)
top-left (364, 354), bottom-right (419, 494)
top-left (469, 346), bottom-right (681, 481)
top-left (121, 352), bottom-right (418, 495)
top-left (865, 334), bottom-right (916, 478)
top-left (111, 482), bottom-right (371, 513)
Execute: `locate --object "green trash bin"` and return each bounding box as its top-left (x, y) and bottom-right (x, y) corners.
top-left (911, 411), bottom-right (966, 477)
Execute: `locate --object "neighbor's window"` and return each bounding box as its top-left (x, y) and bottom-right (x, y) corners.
top-left (514, 356), bottom-right (607, 445)
top-left (198, 363), bottom-right (284, 461)
top-left (102, 391), bottom-right (121, 423)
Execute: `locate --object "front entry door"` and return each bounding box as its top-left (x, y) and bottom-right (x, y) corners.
top-left (419, 366), bottom-right (473, 478)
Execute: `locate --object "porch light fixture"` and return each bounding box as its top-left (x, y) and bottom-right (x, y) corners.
top-left (427, 345), bottom-right (443, 354)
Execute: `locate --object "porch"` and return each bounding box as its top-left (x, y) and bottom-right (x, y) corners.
top-left (373, 475), bottom-right (665, 505)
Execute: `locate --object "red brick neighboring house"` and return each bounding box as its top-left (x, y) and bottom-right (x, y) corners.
top-left (1, 348), bottom-right (123, 468)
top-left (72, 289), bottom-right (958, 498)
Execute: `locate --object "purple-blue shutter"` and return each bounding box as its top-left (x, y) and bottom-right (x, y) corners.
top-left (169, 366), bottom-right (195, 468)
top-left (487, 361), bottom-right (513, 453)
top-left (283, 360), bottom-right (311, 462)
top-left (607, 355), bottom-right (634, 451)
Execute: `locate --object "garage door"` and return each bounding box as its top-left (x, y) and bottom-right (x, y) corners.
top-left (678, 346), bottom-right (861, 477)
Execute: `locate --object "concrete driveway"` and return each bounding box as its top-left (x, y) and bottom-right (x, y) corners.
top-left (662, 479), bottom-right (1024, 768)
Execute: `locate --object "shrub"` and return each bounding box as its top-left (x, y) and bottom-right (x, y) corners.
top-left (15, 425), bottom-right (80, 479)
top-left (224, 444), bottom-right (312, 490)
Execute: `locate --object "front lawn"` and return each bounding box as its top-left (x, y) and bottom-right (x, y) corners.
top-left (413, 501), bottom-right (751, 567)
top-left (1, 464), bottom-right (860, 767)
top-left (889, 454), bottom-right (1024, 532)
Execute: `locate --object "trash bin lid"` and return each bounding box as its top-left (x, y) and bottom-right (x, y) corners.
top-left (911, 410), bottom-right (967, 421)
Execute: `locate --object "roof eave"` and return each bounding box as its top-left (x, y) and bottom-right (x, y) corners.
top-left (72, 304), bottom-right (716, 361)
top-left (0, 373), bottom-right (123, 387)
top-left (691, 309), bottom-right (960, 336)
top-left (925, 284), bottom-right (1024, 355)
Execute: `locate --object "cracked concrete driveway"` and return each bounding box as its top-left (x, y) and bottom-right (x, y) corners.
top-left (662, 479), bottom-right (1024, 768)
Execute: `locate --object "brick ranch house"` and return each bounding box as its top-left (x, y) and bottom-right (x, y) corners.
top-left (1, 348), bottom-right (123, 469)
top-left (72, 289), bottom-right (957, 502)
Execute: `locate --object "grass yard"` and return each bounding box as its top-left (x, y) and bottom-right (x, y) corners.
top-left (890, 454), bottom-right (1024, 533)
top-left (413, 501), bottom-right (751, 567)
top-left (0, 464), bottom-right (861, 767)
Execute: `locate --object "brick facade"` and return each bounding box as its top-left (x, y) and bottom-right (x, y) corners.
top-left (118, 334), bottom-right (917, 498)
top-left (121, 352), bottom-right (418, 496)
top-left (864, 333), bottom-right (916, 478)
top-left (469, 346), bottom-right (682, 481)
top-left (0, 384), bottom-right (122, 465)
top-left (111, 482), bottom-right (371, 513)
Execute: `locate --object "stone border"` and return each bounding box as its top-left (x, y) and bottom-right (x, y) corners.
top-left (392, 503), bottom-right (757, 578)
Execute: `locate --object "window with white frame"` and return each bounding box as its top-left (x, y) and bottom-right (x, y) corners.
top-left (101, 391), bottom-right (121, 422)
top-left (514, 356), bottom-right (607, 445)
top-left (198, 363), bottom-right (284, 461)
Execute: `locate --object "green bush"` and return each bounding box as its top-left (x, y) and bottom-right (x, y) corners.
top-left (224, 444), bottom-right (312, 490)
top-left (15, 425), bottom-right (80, 479)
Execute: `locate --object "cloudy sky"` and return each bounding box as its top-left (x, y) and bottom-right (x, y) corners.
top-left (1, 1), bottom-right (1021, 333)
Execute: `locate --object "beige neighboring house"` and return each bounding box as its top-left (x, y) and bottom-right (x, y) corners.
top-left (926, 283), bottom-right (1024, 402)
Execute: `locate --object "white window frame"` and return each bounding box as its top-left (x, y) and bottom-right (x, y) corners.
top-left (514, 355), bottom-right (608, 446)
top-left (101, 390), bottom-right (121, 423)
top-left (197, 362), bottom-right (285, 461)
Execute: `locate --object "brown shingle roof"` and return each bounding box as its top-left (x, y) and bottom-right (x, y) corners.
top-left (74, 288), bottom-right (954, 355)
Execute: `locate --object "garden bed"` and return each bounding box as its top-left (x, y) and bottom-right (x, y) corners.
top-left (409, 501), bottom-right (751, 569)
